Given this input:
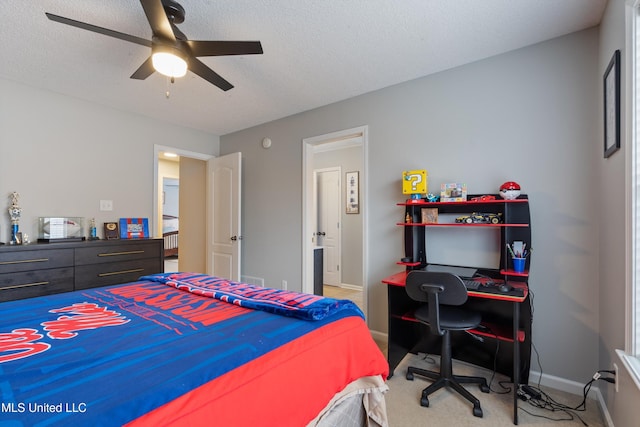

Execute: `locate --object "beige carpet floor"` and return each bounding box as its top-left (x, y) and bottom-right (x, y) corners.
top-left (385, 353), bottom-right (605, 427)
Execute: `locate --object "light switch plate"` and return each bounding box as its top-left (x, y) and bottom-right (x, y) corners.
top-left (100, 200), bottom-right (113, 211)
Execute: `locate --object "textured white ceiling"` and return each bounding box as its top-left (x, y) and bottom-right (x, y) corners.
top-left (0, 0), bottom-right (607, 135)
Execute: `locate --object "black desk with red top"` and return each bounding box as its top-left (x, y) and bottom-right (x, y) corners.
top-left (383, 270), bottom-right (531, 425)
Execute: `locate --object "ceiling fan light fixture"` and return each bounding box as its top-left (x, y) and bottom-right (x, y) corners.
top-left (45, 0), bottom-right (263, 91)
top-left (152, 46), bottom-right (188, 78)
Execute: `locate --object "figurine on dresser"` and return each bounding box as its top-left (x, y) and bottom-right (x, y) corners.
top-left (8, 191), bottom-right (22, 245)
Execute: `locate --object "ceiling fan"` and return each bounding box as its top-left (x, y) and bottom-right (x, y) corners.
top-left (45, 0), bottom-right (263, 91)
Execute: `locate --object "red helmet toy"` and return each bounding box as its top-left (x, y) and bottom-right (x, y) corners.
top-left (499, 181), bottom-right (521, 200)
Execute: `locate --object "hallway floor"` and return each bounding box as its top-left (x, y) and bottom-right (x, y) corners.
top-left (164, 257), bottom-right (178, 272)
top-left (322, 285), bottom-right (364, 313)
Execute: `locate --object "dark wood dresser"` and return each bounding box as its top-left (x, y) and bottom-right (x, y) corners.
top-left (0, 239), bottom-right (163, 302)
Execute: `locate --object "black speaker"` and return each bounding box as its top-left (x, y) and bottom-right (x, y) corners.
top-left (404, 225), bottom-right (417, 262)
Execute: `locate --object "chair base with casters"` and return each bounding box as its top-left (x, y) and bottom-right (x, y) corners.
top-left (406, 329), bottom-right (490, 417)
top-left (404, 271), bottom-right (490, 418)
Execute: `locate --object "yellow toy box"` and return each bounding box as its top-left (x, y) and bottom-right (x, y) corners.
top-left (402, 170), bottom-right (427, 195)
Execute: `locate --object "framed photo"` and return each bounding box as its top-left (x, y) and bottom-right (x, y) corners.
top-left (103, 222), bottom-right (120, 240)
top-left (119, 218), bottom-right (149, 239)
top-left (603, 49), bottom-right (621, 158)
top-left (421, 208), bottom-right (438, 224)
top-left (440, 183), bottom-right (467, 202)
top-left (346, 171), bottom-right (359, 214)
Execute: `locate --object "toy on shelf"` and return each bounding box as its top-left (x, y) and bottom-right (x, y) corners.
top-left (440, 182), bottom-right (467, 202)
top-left (402, 170), bottom-right (427, 202)
top-left (499, 181), bottom-right (521, 200)
top-left (455, 212), bottom-right (503, 224)
top-left (470, 195), bottom-right (496, 202)
top-left (425, 193), bottom-right (439, 202)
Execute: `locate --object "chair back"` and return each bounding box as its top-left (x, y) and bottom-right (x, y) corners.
top-left (406, 271), bottom-right (468, 305)
top-left (405, 271), bottom-right (469, 336)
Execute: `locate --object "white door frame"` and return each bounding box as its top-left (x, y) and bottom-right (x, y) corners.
top-left (151, 144), bottom-right (215, 278)
top-left (302, 126), bottom-right (368, 319)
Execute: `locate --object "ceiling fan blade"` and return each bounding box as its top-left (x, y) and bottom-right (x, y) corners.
top-left (130, 57), bottom-right (155, 80)
top-left (188, 58), bottom-right (233, 91)
top-left (140, 0), bottom-right (175, 41)
top-left (45, 12), bottom-right (151, 48)
top-left (187, 40), bottom-right (263, 57)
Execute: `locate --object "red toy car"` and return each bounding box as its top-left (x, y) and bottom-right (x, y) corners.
top-left (470, 195), bottom-right (496, 202)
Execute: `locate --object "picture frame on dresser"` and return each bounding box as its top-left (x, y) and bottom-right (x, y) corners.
top-left (603, 49), bottom-right (620, 158)
top-left (103, 222), bottom-right (120, 240)
top-left (119, 218), bottom-right (149, 239)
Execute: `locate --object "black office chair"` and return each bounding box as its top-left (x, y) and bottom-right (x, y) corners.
top-left (405, 270), bottom-right (490, 417)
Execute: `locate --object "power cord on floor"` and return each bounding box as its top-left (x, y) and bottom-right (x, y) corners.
top-left (516, 370), bottom-right (615, 426)
top-left (420, 353), bottom-right (437, 364)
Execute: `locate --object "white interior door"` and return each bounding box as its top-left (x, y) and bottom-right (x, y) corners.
top-left (207, 152), bottom-right (241, 280)
top-left (316, 168), bottom-right (341, 286)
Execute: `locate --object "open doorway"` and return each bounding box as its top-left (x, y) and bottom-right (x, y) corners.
top-left (154, 145), bottom-right (213, 274)
top-left (162, 177), bottom-right (180, 272)
top-left (302, 126), bottom-right (368, 319)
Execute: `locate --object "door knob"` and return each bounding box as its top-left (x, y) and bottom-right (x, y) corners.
top-left (230, 236), bottom-right (237, 241)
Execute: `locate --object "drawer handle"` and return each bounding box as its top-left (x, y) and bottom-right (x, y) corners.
top-left (0, 281), bottom-right (49, 291)
top-left (0, 258), bottom-right (49, 265)
top-left (98, 268), bottom-right (145, 277)
top-left (98, 250), bottom-right (145, 257)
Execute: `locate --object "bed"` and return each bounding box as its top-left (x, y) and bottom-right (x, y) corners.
top-left (0, 272), bottom-right (389, 426)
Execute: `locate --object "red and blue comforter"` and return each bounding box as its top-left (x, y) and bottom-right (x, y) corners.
top-left (0, 273), bottom-right (388, 426)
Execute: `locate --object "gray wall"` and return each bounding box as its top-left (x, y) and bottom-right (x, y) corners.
top-left (0, 78), bottom-right (219, 240)
top-left (597, 0), bottom-right (638, 425)
top-left (221, 28), bottom-right (601, 385)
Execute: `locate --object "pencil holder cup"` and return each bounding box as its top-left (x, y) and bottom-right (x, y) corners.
top-left (512, 257), bottom-right (526, 273)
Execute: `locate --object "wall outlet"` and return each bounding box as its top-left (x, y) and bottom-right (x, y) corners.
top-left (100, 200), bottom-right (113, 211)
top-left (282, 280), bottom-right (287, 290)
top-left (613, 363), bottom-right (619, 392)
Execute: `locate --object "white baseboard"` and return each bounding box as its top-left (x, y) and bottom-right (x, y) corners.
top-left (338, 282), bottom-right (362, 291)
top-left (528, 370), bottom-right (595, 397)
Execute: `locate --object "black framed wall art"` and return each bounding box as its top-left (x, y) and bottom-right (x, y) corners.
top-left (603, 49), bottom-right (621, 158)
top-left (346, 171), bottom-right (359, 214)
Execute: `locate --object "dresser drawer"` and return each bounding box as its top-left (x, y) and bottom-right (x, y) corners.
top-left (0, 268), bottom-right (74, 302)
top-left (0, 249), bottom-right (74, 274)
top-left (75, 258), bottom-right (162, 290)
top-left (75, 241), bottom-right (162, 266)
